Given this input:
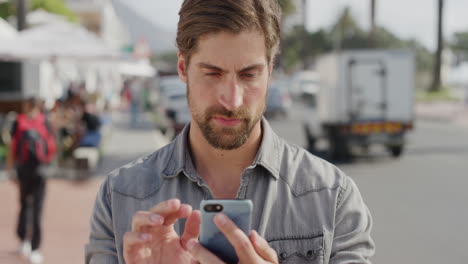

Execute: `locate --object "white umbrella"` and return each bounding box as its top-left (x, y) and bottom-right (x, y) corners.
top-left (119, 59), bottom-right (156, 77)
top-left (0, 21), bottom-right (118, 60)
top-left (0, 17), bottom-right (17, 39)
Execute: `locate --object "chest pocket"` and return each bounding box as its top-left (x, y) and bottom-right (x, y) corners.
top-left (268, 234), bottom-right (324, 264)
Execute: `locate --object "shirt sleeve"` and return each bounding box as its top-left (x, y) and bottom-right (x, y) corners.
top-left (330, 176), bottom-right (375, 264)
top-left (85, 177), bottom-right (119, 263)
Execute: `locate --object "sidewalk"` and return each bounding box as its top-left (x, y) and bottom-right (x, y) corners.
top-left (416, 101), bottom-right (468, 127)
top-left (0, 111), bottom-right (169, 264)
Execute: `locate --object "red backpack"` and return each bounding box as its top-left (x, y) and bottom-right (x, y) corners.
top-left (11, 113), bottom-right (56, 165)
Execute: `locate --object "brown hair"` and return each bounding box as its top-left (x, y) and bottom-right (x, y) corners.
top-left (176, 0), bottom-right (281, 66)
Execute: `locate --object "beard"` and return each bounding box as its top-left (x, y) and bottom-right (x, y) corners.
top-left (188, 83), bottom-right (265, 150)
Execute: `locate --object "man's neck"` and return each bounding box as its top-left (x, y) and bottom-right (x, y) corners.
top-left (188, 121), bottom-right (263, 199)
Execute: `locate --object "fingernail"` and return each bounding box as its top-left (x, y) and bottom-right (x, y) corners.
top-left (186, 239), bottom-right (196, 251)
top-left (214, 213), bottom-right (227, 226)
top-left (251, 230), bottom-right (257, 237)
top-left (141, 233), bottom-right (152, 240)
top-left (150, 214), bottom-right (163, 224)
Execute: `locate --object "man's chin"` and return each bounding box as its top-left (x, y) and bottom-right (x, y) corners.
top-left (209, 138), bottom-right (245, 150)
top-left (204, 127), bottom-right (249, 150)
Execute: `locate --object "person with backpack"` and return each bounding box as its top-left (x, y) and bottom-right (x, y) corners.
top-left (6, 97), bottom-right (56, 264)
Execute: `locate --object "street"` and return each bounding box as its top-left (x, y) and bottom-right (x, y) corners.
top-left (269, 104), bottom-right (468, 264)
top-left (1, 107), bottom-right (467, 263)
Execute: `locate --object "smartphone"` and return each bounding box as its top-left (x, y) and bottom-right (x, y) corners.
top-left (199, 199), bottom-right (253, 264)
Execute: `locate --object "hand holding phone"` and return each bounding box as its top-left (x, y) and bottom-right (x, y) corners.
top-left (199, 199), bottom-right (253, 263)
top-left (188, 200), bottom-right (278, 264)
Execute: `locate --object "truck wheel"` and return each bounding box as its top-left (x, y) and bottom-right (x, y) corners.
top-left (303, 125), bottom-right (316, 152)
top-left (388, 145), bottom-right (404, 158)
top-left (328, 129), bottom-right (351, 162)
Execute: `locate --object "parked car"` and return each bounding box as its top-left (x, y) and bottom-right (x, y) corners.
top-left (289, 70), bottom-right (321, 99)
top-left (155, 76), bottom-right (190, 138)
top-left (265, 80), bottom-right (292, 119)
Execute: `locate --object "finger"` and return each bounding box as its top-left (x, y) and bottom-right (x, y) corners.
top-left (164, 204), bottom-right (192, 226)
top-left (250, 230), bottom-right (278, 263)
top-left (186, 239), bottom-right (224, 264)
top-left (181, 210), bottom-right (201, 249)
top-left (131, 211), bottom-right (164, 232)
top-left (148, 199), bottom-right (191, 227)
top-left (213, 213), bottom-right (259, 262)
top-left (149, 198), bottom-right (182, 216)
top-left (123, 231), bottom-right (152, 255)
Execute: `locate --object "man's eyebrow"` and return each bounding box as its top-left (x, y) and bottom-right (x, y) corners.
top-left (197, 63), bottom-right (227, 72)
top-left (197, 63), bottom-right (265, 73)
top-left (239, 64), bottom-right (265, 72)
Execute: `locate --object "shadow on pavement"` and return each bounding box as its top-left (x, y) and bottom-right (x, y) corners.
top-left (406, 145), bottom-right (468, 156)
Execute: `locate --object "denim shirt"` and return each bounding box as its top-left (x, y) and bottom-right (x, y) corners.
top-left (85, 118), bottom-right (375, 263)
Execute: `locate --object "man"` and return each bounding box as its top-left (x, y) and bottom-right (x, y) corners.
top-left (86, 0), bottom-right (375, 263)
top-left (7, 97), bottom-right (56, 264)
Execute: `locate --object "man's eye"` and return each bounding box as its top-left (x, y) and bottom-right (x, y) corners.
top-left (206, 72), bottom-right (221, 76)
top-left (241, 73), bottom-right (254, 78)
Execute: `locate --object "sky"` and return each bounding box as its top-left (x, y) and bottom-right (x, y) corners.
top-left (124, 0), bottom-right (468, 51)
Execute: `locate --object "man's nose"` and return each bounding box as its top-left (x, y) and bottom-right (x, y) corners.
top-left (218, 76), bottom-right (243, 111)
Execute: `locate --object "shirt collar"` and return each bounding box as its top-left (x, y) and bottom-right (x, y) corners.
top-left (162, 117), bottom-right (283, 180)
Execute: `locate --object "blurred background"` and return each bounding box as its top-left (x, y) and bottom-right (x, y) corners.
top-left (0, 0), bottom-right (467, 263)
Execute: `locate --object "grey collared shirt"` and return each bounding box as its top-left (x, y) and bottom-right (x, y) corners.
top-left (85, 118), bottom-right (375, 263)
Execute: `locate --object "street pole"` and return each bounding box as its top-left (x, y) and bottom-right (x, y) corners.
top-left (430, 0), bottom-right (444, 92)
top-left (16, 0), bottom-right (27, 31)
top-left (302, 0), bottom-right (307, 31)
top-left (370, 0), bottom-right (376, 47)
top-left (370, 0), bottom-right (376, 32)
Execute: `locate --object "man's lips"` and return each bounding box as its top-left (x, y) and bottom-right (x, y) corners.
top-left (213, 116), bottom-right (242, 127)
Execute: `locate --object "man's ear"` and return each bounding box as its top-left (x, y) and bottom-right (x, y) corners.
top-left (177, 51), bottom-right (188, 83)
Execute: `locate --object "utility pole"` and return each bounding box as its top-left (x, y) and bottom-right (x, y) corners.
top-left (302, 0), bottom-right (307, 31)
top-left (370, 0), bottom-right (376, 32)
top-left (430, 0), bottom-right (444, 92)
top-left (16, 0), bottom-right (27, 31)
top-left (370, 0), bottom-right (376, 47)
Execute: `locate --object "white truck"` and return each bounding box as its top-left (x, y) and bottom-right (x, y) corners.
top-left (303, 49), bottom-right (415, 159)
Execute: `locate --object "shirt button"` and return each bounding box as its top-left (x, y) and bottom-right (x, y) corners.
top-left (279, 252), bottom-right (287, 260)
top-left (306, 250), bottom-right (313, 257)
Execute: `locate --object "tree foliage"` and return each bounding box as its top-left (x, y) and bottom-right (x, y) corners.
top-left (278, 0), bottom-right (295, 17)
top-left (451, 31), bottom-right (468, 55)
top-left (280, 5), bottom-right (434, 72)
top-left (0, 0), bottom-right (76, 21)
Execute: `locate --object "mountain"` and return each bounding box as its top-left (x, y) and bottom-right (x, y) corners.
top-left (112, 0), bottom-right (177, 54)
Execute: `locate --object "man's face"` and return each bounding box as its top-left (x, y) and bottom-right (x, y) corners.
top-left (178, 30), bottom-right (271, 150)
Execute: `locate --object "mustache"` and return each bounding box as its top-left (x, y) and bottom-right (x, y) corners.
top-left (205, 105), bottom-right (250, 119)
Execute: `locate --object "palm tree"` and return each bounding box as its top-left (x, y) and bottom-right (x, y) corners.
top-left (430, 0), bottom-right (444, 92)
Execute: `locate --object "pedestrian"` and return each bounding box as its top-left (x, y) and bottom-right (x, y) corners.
top-left (129, 78), bottom-right (143, 128)
top-left (6, 97), bottom-right (56, 264)
top-left (86, 0), bottom-right (375, 263)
